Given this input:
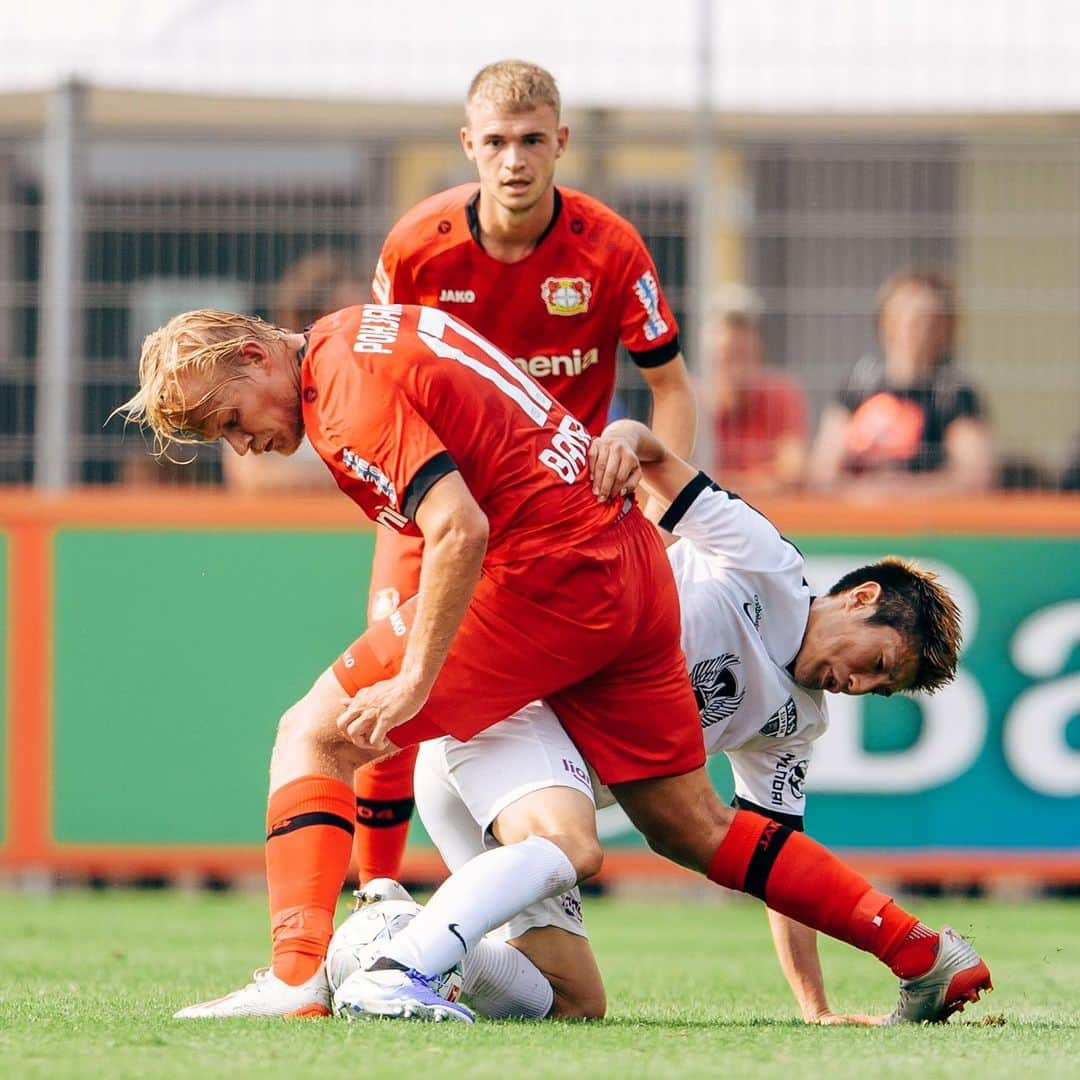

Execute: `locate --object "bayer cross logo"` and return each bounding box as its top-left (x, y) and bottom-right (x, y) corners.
top-left (690, 653), bottom-right (745, 728)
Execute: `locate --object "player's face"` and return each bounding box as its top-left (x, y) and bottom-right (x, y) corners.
top-left (180, 343), bottom-right (304, 457)
top-left (461, 101), bottom-right (568, 215)
top-left (794, 584), bottom-right (918, 696)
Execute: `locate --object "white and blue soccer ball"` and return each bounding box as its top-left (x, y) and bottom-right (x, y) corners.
top-left (326, 887), bottom-right (464, 1003)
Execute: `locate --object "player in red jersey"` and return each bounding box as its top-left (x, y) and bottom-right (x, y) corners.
top-left (122, 305), bottom-right (990, 1024)
top-left (356, 59), bottom-right (696, 882)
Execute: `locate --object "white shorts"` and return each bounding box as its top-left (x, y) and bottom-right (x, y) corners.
top-left (413, 700), bottom-right (594, 942)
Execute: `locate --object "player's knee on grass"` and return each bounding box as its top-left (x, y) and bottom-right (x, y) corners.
top-left (510, 927), bottom-right (606, 1021)
top-left (492, 786), bottom-right (602, 881)
top-left (611, 769), bottom-right (735, 873)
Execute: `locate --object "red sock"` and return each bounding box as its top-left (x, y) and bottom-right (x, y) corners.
top-left (266, 775), bottom-right (355, 985)
top-left (353, 746), bottom-right (420, 883)
top-left (708, 811), bottom-right (937, 976)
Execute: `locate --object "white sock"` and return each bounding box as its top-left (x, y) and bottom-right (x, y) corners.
top-left (382, 836), bottom-right (576, 977)
top-left (462, 937), bottom-right (555, 1019)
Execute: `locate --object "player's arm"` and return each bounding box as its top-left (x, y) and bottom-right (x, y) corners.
top-left (338, 470), bottom-right (488, 748)
top-left (589, 418), bottom-right (696, 514)
top-left (639, 353), bottom-right (696, 460)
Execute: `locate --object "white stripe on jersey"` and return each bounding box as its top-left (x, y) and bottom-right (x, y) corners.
top-left (372, 258), bottom-right (391, 304)
top-left (416, 307), bottom-right (553, 426)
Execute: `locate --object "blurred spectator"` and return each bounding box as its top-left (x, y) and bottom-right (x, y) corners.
top-left (808, 269), bottom-right (993, 496)
top-left (1061, 434), bottom-right (1080, 493)
top-left (222, 252), bottom-right (364, 493)
top-left (705, 284), bottom-right (807, 493)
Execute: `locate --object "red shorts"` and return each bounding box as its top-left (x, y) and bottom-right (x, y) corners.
top-left (368, 529), bottom-right (423, 621)
top-left (335, 509), bottom-right (704, 785)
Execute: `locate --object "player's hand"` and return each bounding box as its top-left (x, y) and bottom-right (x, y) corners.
top-left (336, 675), bottom-right (427, 750)
top-left (809, 1011), bottom-right (888, 1026)
top-left (588, 434), bottom-right (642, 501)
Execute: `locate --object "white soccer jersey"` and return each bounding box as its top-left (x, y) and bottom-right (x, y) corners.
top-left (659, 473), bottom-right (829, 821)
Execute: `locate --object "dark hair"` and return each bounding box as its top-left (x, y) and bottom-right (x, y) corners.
top-left (827, 556), bottom-right (961, 693)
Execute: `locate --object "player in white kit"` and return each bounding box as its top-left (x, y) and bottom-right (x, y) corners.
top-left (408, 419), bottom-right (959, 1025)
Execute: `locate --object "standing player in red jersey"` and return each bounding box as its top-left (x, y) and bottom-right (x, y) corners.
top-left (356, 59), bottom-right (697, 883)
top-left (121, 304), bottom-right (989, 1024)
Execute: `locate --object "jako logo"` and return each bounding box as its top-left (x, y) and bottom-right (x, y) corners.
top-left (513, 347), bottom-right (599, 379)
top-left (439, 288), bottom-right (476, 303)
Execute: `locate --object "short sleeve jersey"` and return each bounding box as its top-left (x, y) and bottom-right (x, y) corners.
top-left (660, 475), bottom-right (829, 821)
top-left (372, 184), bottom-right (681, 435)
top-left (301, 304), bottom-right (621, 564)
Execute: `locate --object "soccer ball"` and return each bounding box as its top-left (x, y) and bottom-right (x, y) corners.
top-left (326, 898), bottom-right (464, 1003)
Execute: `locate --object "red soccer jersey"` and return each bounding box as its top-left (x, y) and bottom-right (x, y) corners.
top-left (371, 184), bottom-right (681, 435)
top-left (301, 304), bottom-right (622, 563)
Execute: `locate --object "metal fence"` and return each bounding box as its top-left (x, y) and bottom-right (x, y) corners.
top-left (1, 89), bottom-right (1078, 490)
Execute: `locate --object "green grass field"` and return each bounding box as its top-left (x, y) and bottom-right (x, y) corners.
top-left (0, 890), bottom-right (1077, 1079)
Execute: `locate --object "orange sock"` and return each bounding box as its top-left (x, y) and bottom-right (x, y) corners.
top-left (266, 775), bottom-right (355, 986)
top-left (353, 746), bottom-right (420, 883)
top-left (708, 810), bottom-right (932, 975)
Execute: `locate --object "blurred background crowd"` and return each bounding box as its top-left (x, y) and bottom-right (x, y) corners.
top-left (1, 0), bottom-right (1078, 499)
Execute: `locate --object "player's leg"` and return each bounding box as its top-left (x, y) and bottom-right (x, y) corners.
top-left (504, 926), bottom-right (606, 1021)
top-left (175, 646), bottom-right (399, 1018)
top-left (352, 529), bottom-right (424, 883)
top-left (409, 734), bottom-right (599, 1019)
top-left (337, 704), bottom-right (605, 1020)
top-left (609, 768), bottom-right (991, 1022)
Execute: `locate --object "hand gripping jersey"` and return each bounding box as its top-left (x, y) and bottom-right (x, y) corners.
top-left (301, 304), bottom-right (620, 562)
top-left (659, 474), bottom-right (829, 822)
top-left (372, 184), bottom-right (680, 435)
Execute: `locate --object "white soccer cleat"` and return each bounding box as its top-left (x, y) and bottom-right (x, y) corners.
top-left (173, 964), bottom-right (331, 1019)
top-left (352, 877), bottom-right (415, 908)
top-left (334, 966), bottom-right (475, 1024)
top-left (885, 926), bottom-right (993, 1025)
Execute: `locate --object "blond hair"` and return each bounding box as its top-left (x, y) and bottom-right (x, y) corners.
top-left (827, 556), bottom-right (962, 693)
top-left (466, 60), bottom-right (561, 121)
top-left (114, 309), bottom-right (288, 460)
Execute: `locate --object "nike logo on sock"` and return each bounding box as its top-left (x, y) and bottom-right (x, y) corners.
top-left (447, 923), bottom-right (467, 953)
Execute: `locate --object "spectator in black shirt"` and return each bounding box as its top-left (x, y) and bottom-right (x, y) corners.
top-left (809, 269), bottom-right (993, 496)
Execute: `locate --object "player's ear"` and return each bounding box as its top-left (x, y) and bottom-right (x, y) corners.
top-left (848, 581), bottom-right (883, 610)
top-left (555, 125), bottom-right (570, 159)
top-left (460, 125), bottom-right (475, 161)
top-left (238, 340), bottom-right (269, 368)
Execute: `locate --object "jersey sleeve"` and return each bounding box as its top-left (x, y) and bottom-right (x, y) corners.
top-left (317, 337), bottom-right (455, 521)
top-left (658, 472), bottom-right (802, 572)
top-left (371, 232), bottom-right (417, 306)
top-left (616, 230), bottom-right (681, 367)
top-left (725, 743), bottom-right (812, 825)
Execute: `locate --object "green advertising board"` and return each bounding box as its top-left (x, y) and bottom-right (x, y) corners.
top-left (48, 528), bottom-right (1080, 855)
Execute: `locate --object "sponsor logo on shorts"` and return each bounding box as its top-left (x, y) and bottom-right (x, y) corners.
top-left (759, 697), bottom-right (798, 738)
top-left (562, 758), bottom-right (591, 789)
top-left (370, 587), bottom-right (401, 622)
top-left (343, 448), bottom-right (397, 504)
top-left (439, 288), bottom-right (476, 303)
top-left (691, 653), bottom-right (745, 728)
top-left (560, 892), bottom-right (584, 924)
top-left (342, 649), bottom-right (355, 669)
top-left (632, 271), bottom-right (669, 341)
top-left (541, 276), bottom-right (592, 316)
top-left (771, 752), bottom-right (808, 806)
top-left (389, 610), bottom-right (408, 638)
